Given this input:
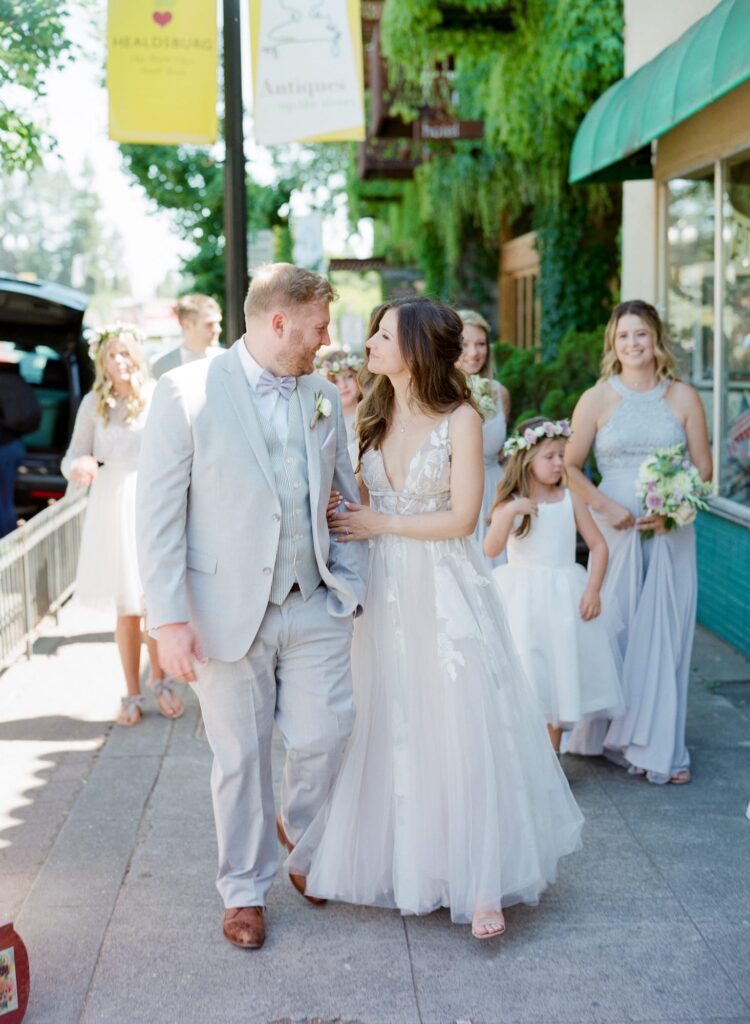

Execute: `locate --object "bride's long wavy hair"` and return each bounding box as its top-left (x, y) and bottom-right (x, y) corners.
top-left (357, 297), bottom-right (474, 460)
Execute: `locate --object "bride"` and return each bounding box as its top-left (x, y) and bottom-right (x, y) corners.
top-left (287, 297), bottom-right (583, 939)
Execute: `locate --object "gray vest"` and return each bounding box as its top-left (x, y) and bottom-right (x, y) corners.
top-left (257, 391), bottom-right (321, 605)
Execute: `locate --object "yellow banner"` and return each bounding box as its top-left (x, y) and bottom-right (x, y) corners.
top-left (250, 0), bottom-right (365, 146)
top-left (107, 1), bottom-right (218, 145)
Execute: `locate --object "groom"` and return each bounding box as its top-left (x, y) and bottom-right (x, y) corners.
top-left (136, 264), bottom-right (368, 949)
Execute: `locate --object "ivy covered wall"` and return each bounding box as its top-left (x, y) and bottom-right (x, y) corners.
top-left (355, 0), bottom-right (625, 353)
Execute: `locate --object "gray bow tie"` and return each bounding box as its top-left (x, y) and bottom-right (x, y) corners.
top-left (256, 368), bottom-right (297, 400)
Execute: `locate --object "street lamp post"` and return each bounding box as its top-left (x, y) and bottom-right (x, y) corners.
top-left (223, 0), bottom-right (248, 344)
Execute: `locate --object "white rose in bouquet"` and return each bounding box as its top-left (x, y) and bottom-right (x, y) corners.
top-left (673, 505), bottom-right (698, 526)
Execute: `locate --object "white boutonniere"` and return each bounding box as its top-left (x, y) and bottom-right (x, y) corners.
top-left (310, 391), bottom-right (333, 429)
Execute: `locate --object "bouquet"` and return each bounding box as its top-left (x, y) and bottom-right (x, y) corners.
top-left (636, 444), bottom-right (710, 539)
top-left (469, 375), bottom-right (497, 419)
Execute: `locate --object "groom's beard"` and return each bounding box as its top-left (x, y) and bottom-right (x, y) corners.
top-left (278, 326), bottom-right (319, 377)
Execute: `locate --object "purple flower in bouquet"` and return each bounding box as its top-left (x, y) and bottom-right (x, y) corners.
top-left (636, 443), bottom-right (710, 540)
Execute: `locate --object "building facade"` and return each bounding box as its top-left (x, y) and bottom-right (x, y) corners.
top-left (572, 0), bottom-right (750, 654)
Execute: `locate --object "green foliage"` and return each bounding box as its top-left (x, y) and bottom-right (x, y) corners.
top-left (495, 325), bottom-right (605, 429)
top-left (537, 188), bottom-right (621, 355)
top-left (120, 144), bottom-right (296, 303)
top-left (360, 0), bottom-right (624, 331)
top-left (0, 0), bottom-right (79, 171)
top-left (0, 162), bottom-right (127, 294)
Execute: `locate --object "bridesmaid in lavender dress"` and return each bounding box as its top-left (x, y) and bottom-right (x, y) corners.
top-left (456, 311), bottom-right (510, 567)
top-left (564, 301), bottom-right (712, 784)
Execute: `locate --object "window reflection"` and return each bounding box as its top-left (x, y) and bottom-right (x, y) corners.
top-left (666, 171), bottom-right (715, 436)
top-left (722, 154), bottom-right (750, 506)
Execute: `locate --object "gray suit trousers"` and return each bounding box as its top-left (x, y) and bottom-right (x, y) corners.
top-left (193, 585), bottom-right (354, 908)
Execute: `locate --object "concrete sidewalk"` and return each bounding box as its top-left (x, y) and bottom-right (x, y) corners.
top-left (1, 604), bottom-right (750, 1024)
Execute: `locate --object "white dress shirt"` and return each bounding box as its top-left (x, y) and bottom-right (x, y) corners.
top-left (237, 336), bottom-right (291, 445)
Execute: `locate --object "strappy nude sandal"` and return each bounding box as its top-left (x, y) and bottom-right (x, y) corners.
top-left (669, 770), bottom-right (691, 785)
top-left (149, 677), bottom-right (184, 719)
top-left (472, 909), bottom-right (506, 941)
top-left (117, 694), bottom-right (146, 727)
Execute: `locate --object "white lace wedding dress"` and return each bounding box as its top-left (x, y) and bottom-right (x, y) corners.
top-left (288, 415), bottom-right (584, 923)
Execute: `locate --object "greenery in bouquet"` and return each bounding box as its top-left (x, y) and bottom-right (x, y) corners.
top-left (636, 444), bottom-right (710, 540)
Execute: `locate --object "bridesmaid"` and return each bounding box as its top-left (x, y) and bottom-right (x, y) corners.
top-left (456, 310), bottom-right (510, 566)
top-left (62, 325), bottom-right (183, 727)
top-left (564, 300), bottom-right (711, 784)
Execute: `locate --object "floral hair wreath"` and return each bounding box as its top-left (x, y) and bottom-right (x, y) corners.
top-left (88, 322), bottom-right (144, 360)
top-left (503, 418), bottom-right (572, 457)
top-left (315, 353), bottom-right (365, 376)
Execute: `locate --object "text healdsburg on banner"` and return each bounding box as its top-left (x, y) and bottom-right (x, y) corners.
top-left (107, 0), bottom-right (218, 145)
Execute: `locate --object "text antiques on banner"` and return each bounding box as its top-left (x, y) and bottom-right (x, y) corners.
top-left (107, 0), bottom-right (218, 145)
top-left (250, 0), bottom-right (365, 145)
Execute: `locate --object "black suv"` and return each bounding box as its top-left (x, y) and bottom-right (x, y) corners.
top-left (0, 275), bottom-right (93, 515)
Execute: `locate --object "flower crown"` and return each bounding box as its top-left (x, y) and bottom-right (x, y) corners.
top-left (316, 353), bottom-right (365, 376)
top-left (88, 322), bottom-right (144, 360)
top-left (503, 418), bottom-right (572, 456)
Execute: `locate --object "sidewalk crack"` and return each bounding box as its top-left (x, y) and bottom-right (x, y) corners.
top-left (402, 916), bottom-right (424, 1024)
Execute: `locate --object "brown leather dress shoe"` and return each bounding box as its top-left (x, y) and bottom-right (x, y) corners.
top-left (276, 814), bottom-right (327, 906)
top-left (223, 906), bottom-right (265, 949)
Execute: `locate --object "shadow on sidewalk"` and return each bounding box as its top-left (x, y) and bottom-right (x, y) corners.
top-left (32, 632), bottom-right (114, 656)
top-left (0, 715), bottom-right (112, 918)
top-left (0, 715), bottom-right (111, 742)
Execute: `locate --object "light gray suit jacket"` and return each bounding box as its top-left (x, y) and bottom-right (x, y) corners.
top-left (151, 345), bottom-right (182, 379)
top-left (136, 341), bottom-right (368, 663)
top-left (151, 344), bottom-right (223, 380)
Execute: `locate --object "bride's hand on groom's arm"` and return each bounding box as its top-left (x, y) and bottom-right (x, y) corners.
top-left (157, 622), bottom-right (205, 683)
top-left (330, 502), bottom-right (384, 541)
top-left (326, 490), bottom-right (343, 520)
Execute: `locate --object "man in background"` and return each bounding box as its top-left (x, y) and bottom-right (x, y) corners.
top-left (152, 294), bottom-right (223, 379)
top-left (0, 354), bottom-right (41, 536)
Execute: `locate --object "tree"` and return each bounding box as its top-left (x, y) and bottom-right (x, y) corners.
top-left (118, 142), bottom-right (351, 303)
top-left (0, 1), bottom-right (78, 172)
top-left (0, 161), bottom-right (129, 294)
top-left (350, 0), bottom-right (624, 350)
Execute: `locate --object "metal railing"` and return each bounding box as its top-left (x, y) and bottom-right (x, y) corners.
top-left (0, 493), bottom-right (88, 672)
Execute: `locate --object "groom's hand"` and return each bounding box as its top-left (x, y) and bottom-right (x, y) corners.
top-left (157, 622), bottom-right (205, 683)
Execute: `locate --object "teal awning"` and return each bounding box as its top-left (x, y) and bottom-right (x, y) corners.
top-left (569, 0), bottom-right (750, 185)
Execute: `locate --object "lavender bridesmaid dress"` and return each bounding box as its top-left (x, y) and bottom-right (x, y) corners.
top-left (473, 380), bottom-right (507, 567)
top-left (566, 375), bottom-right (696, 784)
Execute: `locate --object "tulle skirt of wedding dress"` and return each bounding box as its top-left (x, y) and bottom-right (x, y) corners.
top-left (289, 533), bottom-right (584, 924)
top-left (72, 462), bottom-right (144, 616)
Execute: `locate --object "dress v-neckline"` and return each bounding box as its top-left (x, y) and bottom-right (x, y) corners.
top-left (379, 415), bottom-right (449, 493)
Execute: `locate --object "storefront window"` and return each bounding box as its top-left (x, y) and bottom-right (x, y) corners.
top-left (666, 170), bottom-right (715, 432)
top-left (721, 153), bottom-right (750, 507)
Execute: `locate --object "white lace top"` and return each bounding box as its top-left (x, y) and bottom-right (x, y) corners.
top-left (61, 385), bottom-right (154, 477)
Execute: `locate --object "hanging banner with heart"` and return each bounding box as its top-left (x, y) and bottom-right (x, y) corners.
top-left (250, 0), bottom-right (365, 145)
top-left (107, 0), bottom-right (218, 144)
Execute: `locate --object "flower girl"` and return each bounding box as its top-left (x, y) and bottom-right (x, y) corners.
top-left (485, 417), bottom-right (623, 752)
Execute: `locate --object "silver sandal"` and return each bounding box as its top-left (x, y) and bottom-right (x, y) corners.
top-left (148, 677), bottom-right (184, 719)
top-left (118, 694), bottom-right (146, 726)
